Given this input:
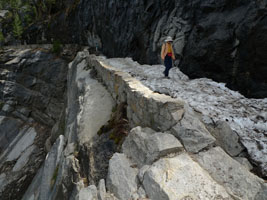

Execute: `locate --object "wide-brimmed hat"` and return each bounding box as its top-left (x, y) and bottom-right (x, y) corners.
top-left (165, 36), bottom-right (173, 42)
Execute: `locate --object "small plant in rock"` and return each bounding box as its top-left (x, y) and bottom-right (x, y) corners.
top-left (52, 39), bottom-right (62, 55)
top-left (50, 165), bottom-right (59, 189)
top-left (98, 103), bottom-right (129, 146)
top-left (0, 31), bottom-right (4, 44)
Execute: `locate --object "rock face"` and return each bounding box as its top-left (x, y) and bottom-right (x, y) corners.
top-left (21, 48), bottom-right (116, 200)
top-left (0, 46), bottom-right (68, 200)
top-left (21, 0), bottom-right (267, 98)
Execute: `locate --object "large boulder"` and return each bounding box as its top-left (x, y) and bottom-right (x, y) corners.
top-left (171, 104), bottom-right (216, 153)
top-left (142, 153), bottom-right (232, 200)
top-left (122, 126), bottom-right (183, 167)
top-left (78, 185), bottom-right (98, 200)
top-left (106, 153), bottom-right (138, 200)
top-left (209, 121), bottom-right (244, 156)
top-left (195, 147), bottom-right (267, 199)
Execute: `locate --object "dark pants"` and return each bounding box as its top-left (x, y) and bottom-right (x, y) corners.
top-left (164, 55), bottom-right (172, 77)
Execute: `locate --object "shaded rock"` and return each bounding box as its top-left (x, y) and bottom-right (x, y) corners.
top-left (195, 147), bottom-right (267, 199)
top-left (0, 173), bottom-right (7, 192)
top-left (122, 126), bottom-right (183, 167)
top-left (12, 110), bottom-right (29, 121)
top-left (211, 121), bottom-right (244, 156)
top-left (22, 163), bottom-right (64, 200)
top-left (1, 104), bottom-right (14, 113)
top-left (106, 153), bottom-right (138, 200)
top-left (234, 157), bottom-right (253, 171)
top-left (138, 165), bottom-right (150, 183)
top-left (17, 107), bottom-right (31, 117)
top-left (0, 116), bottom-right (23, 151)
top-left (143, 153), bottom-right (232, 200)
top-left (171, 105), bottom-right (215, 153)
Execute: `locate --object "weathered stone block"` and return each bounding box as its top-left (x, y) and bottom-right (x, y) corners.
top-left (171, 106), bottom-right (215, 153)
top-left (143, 153), bottom-right (232, 200)
top-left (106, 153), bottom-right (138, 200)
top-left (195, 147), bottom-right (267, 200)
top-left (122, 127), bottom-right (183, 167)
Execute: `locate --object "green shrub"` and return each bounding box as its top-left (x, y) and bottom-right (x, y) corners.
top-left (50, 165), bottom-right (59, 189)
top-left (13, 13), bottom-right (23, 39)
top-left (52, 39), bottom-right (62, 55)
top-left (0, 31), bottom-right (4, 43)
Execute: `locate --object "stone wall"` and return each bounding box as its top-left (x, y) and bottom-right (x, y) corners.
top-left (88, 53), bottom-right (217, 154)
top-left (88, 55), bottom-right (185, 132)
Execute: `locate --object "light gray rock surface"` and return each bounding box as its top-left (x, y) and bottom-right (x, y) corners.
top-left (39, 135), bottom-right (65, 200)
top-left (122, 126), bottom-right (183, 167)
top-left (195, 147), bottom-right (267, 200)
top-left (0, 116), bottom-right (23, 152)
top-left (6, 127), bottom-right (37, 161)
top-left (79, 185), bottom-right (98, 200)
top-left (67, 51), bottom-right (115, 145)
top-left (98, 179), bottom-right (106, 200)
top-left (12, 145), bottom-right (37, 172)
top-left (107, 153), bottom-right (138, 200)
top-left (143, 153), bottom-right (232, 200)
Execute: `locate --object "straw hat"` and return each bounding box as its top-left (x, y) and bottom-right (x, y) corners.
top-left (164, 36), bottom-right (173, 42)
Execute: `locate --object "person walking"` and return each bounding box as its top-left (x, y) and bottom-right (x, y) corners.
top-left (161, 36), bottom-right (175, 78)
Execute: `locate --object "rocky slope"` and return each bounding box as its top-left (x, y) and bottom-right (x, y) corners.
top-left (1, 47), bottom-right (267, 199)
top-left (0, 46), bottom-right (68, 199)
top-left (14, 0), bottom-right (267, 98)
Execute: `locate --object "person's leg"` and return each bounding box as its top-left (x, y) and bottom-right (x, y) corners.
top-left (164, 56), bottom-right (172, 77)
top-left (164, 57), bottom-right (168, 76)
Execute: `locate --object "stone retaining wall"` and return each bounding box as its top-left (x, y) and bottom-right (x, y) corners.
top-left (88, 55), bottom-right (185, 132)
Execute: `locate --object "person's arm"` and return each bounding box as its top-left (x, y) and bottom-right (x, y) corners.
top-left (171, 45), bottom-right (176, 60)
top-left (161, 44), bottom-right (165, 60)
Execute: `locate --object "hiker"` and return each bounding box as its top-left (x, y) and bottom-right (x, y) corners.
top-left (161, 36), bottom-right (175, 78)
